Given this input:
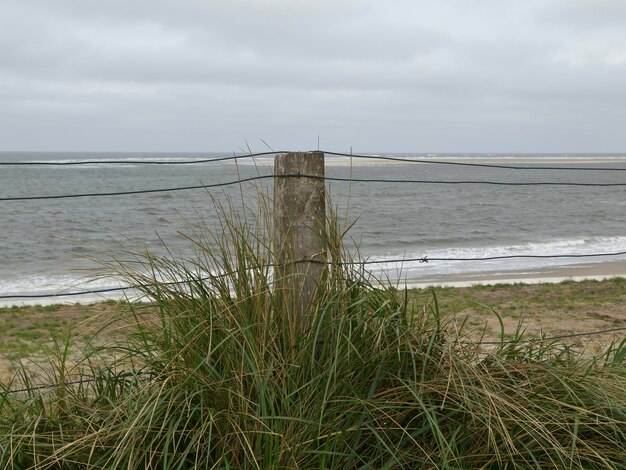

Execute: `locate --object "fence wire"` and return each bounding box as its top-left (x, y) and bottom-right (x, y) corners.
top-left (0, 151), bottom-right (280, 166)
top-left (2, 173), bottom-right (626, 202)
top-left (325, 151), bottom-right (626, 171)
top-left (0, 174), bottom-right (274, 201)
top-left (2, 249), bottom-right (626, 300)
top-left (3, 149), bottom-right (626, 171)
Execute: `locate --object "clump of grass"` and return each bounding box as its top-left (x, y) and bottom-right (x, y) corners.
top-left (0, 194), bottom-right (625, 469)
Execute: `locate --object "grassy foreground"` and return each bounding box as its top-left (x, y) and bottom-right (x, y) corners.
top-left (1, 202), bottom-right (625, 468)
top-left (2, 278), bottom-right (624, 376)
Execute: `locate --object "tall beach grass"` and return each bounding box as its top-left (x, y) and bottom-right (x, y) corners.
top-left (0, 192), bottom-right (625, 469)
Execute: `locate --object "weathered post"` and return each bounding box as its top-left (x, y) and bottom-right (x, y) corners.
top-left (274, 151), bottom-right (326, 335)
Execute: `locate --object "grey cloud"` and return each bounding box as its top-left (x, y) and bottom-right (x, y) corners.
top-left (1, 0), bottom-right (626, 152)
top-left (540, 0), bottom-right (626, 30)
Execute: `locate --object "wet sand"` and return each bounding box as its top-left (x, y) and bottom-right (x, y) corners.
top-left (401, 260), bottom-right (626, 289)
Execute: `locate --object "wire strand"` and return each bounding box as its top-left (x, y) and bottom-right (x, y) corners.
top-left (473, 327), bottom-right (626, 345)
top-left (2, 173), bottom-right (625, 202)
top-left (350, 250), bottom-right (626, 265)
top-left (306, 174), bottom-right (626, 187)
top-left (3, 150), bottom-right (625, 171)
top-left (324, 151), bottom-right (626, 171)
top-left (0, 174), bottom-right (274, 201)
top-left (2, 250), bottom-right (626, 299)
top-left (0, 151), bottom-right (281, 166)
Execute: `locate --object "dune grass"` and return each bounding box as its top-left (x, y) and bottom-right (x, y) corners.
top-left (0, 196), bottom-right (625, 469)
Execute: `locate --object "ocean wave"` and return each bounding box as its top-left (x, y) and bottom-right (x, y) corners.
top-left (3, 236), bottom-right (625, 304)
top-left (23, 156), bottom-right (220, 170)
top-left (0, 274), bottom-right (126, 297)
top-left (30, 156), bottom-right (211, 164)
top-left (0, 267), bottom-right (225, 304)
top-left (364, 236), bottom-right (626, 278)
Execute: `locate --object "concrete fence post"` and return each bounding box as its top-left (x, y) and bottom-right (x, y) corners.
top-left (274, 151), bottom-right (326, 334)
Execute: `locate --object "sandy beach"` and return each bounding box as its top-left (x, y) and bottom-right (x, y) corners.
top-left (401, 259), bottom-right (626, 289)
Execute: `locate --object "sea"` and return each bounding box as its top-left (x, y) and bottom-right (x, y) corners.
top-left (1, 151), bottom-right (626, 305)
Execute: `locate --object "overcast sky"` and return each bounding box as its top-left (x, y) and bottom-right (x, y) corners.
top-left (1, 0), bottom-right (626, 153)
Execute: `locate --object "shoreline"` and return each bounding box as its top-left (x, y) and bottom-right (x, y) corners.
top-left (387, 259), bottom-right (626, 289)
top-left (3, 260), bottom-right (626, 308)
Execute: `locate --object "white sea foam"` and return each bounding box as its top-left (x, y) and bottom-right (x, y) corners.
top-left (3, 236), bottom-right (625, 306)
top-left (364, 236), bottom-right (626, 279)
top-left (0, 274), bottom-right (130, 307)
top-left (27, 156), bottom-right (215, 170)
top-left (30, 156), bottom-right (211, 164)
top-left (0, 267), bottom-right (234, 307)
